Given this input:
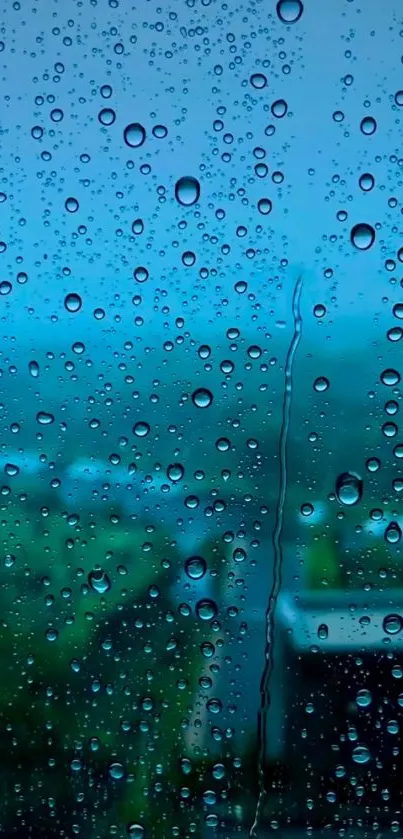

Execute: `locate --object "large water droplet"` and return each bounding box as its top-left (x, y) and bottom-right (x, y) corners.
top-left (356, 689), bottom-right (372, 708)
top-left (124, 122), bottom-right (146, 148)
top-left (383, 613), bottom-right (403, 635)
top-left (360, 116), bottom-right (377, 135)
top-left (64, 292), bottom-right (82, 313)
top-left (175, 176), bottom-right (200, 207)
top-left (276, 0), bottom-right (304, 22)
top-left (335, 472), bottom-right (363, 506)
top-left (133, 421), bottom-right (150, 437)
top-left (384, 522), bottom-right (402, 544)
top-left (167, 462), bottom-right (184, 482)
top-left (352, 745), bottom-right (371, 765)
top-left (196, 598), bottom-right (217, 621)
top-left (127, 825), bottom-right (145, 839)
top-left (108, 761), bottom-right (124, 780)
top-left (250, 73), bottom-right (267, 89)
top-left (192, 387), bottom-right (213, 408)
top-left (88, 569), bottom-right (111, 594)
top-left (36, 411), bottom-right (55, 425)
top-left (185, 556), bottom-right (207, 580)
top-left (29, 360), bottom-right (39, 378)
top-left (380, 368), bottom-right (400, 386)
top-left (350, 223), bottom-right (375, 250)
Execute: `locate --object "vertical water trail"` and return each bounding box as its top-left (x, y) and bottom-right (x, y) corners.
top-left (250, 274), bottom-right (304, 837)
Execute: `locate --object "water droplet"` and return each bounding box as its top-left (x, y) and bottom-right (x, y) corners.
top-left (192, 387), bottom-right (213, 408)
top-left (131, 218), bottom-right (144, 235)
top-left (384, 522), bottom-right (402, 544)
top-left (366, 457), bottom-right (380, 472)
top-left (133, 421), bottom-right (150, 437)
top-left (380, 368), bottom-right (400, 386)
top-left (350, 223), bottom-right (375, 250)
top-left (123, 122), bottom-right (146, 148)
top-left (313, 376), bottom-right (330, 392)
top-left (388, 327), bottom-right (403, 342)
top-left (175, 176), bottom-right (200, 206)
top-left (271, 99), bottom-right (288, 118)
top-left (152, 124), bottom-right (168, 139)
top-left (393, 303), bottom-right (403, 320)
top-left (313, 304), bottom-right (326, 318)
top-left (4, 553), bottom-right (15, 568)
top-left (276, 0), bottom-right (303, 22)
top-left (196, 598), bottom-right (217, 621)
top-left (360, 116), bottom-right (377, 135)
top-left (383, 613), bottom-right (403, 635)
top-left (0, 280), bottom-right (12, 295)
top-left (46, 628), bottom-right (59, 642)
top-left (65, 196), bottom-right (79, 213)
top-left (109, 761), bottom-right (124, 780)
top-left (257, 198), bottom-right (272, 215)
top-left (133, 266), bottom-right (149, 283)
top-left (88, 569), bottom-right (111, 594)
top-left (98, 107), bottom-right (116, 126)
top-left (317, 623), bottom-right (328, 640)
top-left (167, 463), bottom-right (184, 482)
top-left (185, 556), bottom-right (207, 580)
top-left (352, 745), bottom-right (370, 765)
top-left (127, 822), bottom-right (145, 838)
top-left (335, 472), bottom-right (363, 506)
top-left (182, 250), bottom-right (196, 267)
top-left (356, 689), bottom-right (372, 708)
top-left (29, 360), bottom-right (39, 378)
top-left (64, 293), bottom-right (82, 313)
top-left (250, 73), bottom-right (267, 89)
top-left (36, 411), bottom-right (55, 425)
top-left (359, 173), bottom-right (375, 192)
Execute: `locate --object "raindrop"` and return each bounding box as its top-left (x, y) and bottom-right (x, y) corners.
top-left (350, 223), bottom-right (375, 250)
top-left (29, 360), bottom-right (40, 378)
top-left (133, 266), bottom-right (149, 283)
top-left (152, 124), bottom-right (168, 139)
top-left (185, 556), bottom-right (207, 580)
top-left (257, 198), bottom-right (272, 215)
top-left (271, 99), bottom-right (288, 118)
top-left (88, 569), bottom-right (111, 594)
top-left (250, 73), bottom-right (267, 89)
top-left (64, 293), bottom-right (82, 313)
top-left (36, 412), bottom-right (55, 425)
top-left (175, 176), bottom-right (200, 206)
top-left (109, 762), bottom-right (124, 780)
top-left (196, 599), bottom-right (217, 621)
top-left (313, 376), bottom-right (330, 392)
top-left (276, 0), bottom-right (304, 23)
top-left (192, 388), bottom-right (213, 408)
top-left (384, 522), bottom-right (402, 544)
top-left (133, 421), bottom-right (150, 437)
top-left (313, 304), bottom-right (326, 318)
top-left (98, 107), bottom-right (116, 126)
top-left (393, 303), bottom-right (403, 320)
top-left (317, 623), bottom-right (328, 640)
top-left (167, 463), bottom-right (184, 482)
top-left (383, 613), bottom-right (403, 635)
top-left (352, 745), bottom-right (371, 765)
top-left (131, 218), bottom-right (144, 235)
top-left (123, 122), bottom-right (146, 148)
top-left (380, 368), bottom-right (400, 386)
top-left (65, 197), bottom-right (79, 213)
top-left (395, 91), bottom-right (403, 107)
top-left (356, 689), bottom-right (372, 707)
top-left (359, 173), bottom-right (375, 192)
top-left (360, 116), bottom-right (377, 135)
top-left (335, 472), bottom-right (363, 506)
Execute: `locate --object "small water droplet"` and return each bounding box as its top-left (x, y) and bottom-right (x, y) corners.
top-left (350, 223), bottom-right (375, 250)
top-left (317, 623), bottom-right (328, 640)
top-left (133, 266), bottom-right (149, 283)
top-left (65, 196), bottom-right (79, 213)
top-left (98, 107), bottom-right (116, 126)
top-left (257, 197), bottom-right (272, 215)
top-left (108, 761), bottom-right (124, 780)
top-left (29, 360), bottom-right (39, 378)
top-left (131, 218), bottom-right (144, 235)
top-left (175, 176), bottom-right (200, 206)
top-left (167, 462), bottom-right (184, 482)
top-left (313, 376), bottom-right (330, 392)
top-left (133, 421), bottom-right (150, 437)
top-left (359, 173), bottom-right (375, 192)
top-left (336, 472), bottom-right (363, 506)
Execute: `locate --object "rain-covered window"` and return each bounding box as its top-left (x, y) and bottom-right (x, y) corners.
top-left (0, 1), bottom-right (402, 837)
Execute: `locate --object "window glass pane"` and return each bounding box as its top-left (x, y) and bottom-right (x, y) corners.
top-left (0, 1), bottom-right (401, 837)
